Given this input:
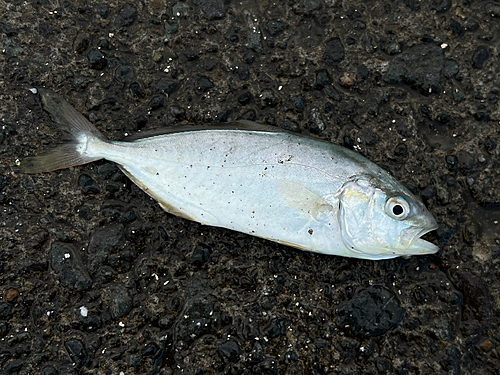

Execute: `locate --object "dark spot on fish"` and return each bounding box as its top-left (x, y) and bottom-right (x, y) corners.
top-left (308, 229), bottom-right (313, 235)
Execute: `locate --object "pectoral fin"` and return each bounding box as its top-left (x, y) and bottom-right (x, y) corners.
top-left (276, 180), bottom-right (333, 220)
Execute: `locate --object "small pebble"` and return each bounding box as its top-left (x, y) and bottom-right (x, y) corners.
top-left (4, 288), bottom-right (19, 302)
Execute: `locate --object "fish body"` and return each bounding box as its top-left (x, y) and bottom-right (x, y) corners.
top-left (22, 89), bottom-right (439, 260)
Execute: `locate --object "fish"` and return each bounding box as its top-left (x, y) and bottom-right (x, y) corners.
top-left (20, 88), bottom-right (439, 260)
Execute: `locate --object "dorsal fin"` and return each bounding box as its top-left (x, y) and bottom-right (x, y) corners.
top-left (123, 120), bottom-right (283, 141)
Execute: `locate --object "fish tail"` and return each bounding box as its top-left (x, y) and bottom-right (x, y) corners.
top-left (21, 88), bottom-right (109, 174)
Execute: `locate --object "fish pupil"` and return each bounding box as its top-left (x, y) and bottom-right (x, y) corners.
top-left (393, 204), bottom-right (404, 216)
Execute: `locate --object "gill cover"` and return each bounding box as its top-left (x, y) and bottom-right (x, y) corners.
top-left (338, 179), bottom-right (413, 258)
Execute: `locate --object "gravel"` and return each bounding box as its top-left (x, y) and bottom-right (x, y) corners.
top-left (1, 0), bottom-right (499, 374)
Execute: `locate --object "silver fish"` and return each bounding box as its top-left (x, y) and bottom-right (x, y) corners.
top-left (21, 89), bottom-right (439, 260)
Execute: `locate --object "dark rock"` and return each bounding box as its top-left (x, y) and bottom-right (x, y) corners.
top-left (266, 20), bottom-right (287, 36)
top-left (316, 69), bottom-right (332, 87)
top-left (343, 136), bottom-right (355, 149)
top-left (218, 339), bottom-right (242, 359)
top-left (260, 358), bottom-right (279, 373)
top-left (357, 65), bottom-right (369, 80)
top-left (195, 0), bottom-right (227, 20)
top-left (436, 113), bottom-right (450, 124)
top-left (65, 338), bottom-right (88, 368)
top-left (191, 245), bottom-right (211, 265)
top-left (154, 77), bottom-right (178, 95)
top-left (309, 108), bottom-right (325, 133)
top-left (247, 24), bottom-right (263, 52)
top-left (445, 155), bottom-right (458, 174)
top-left (170, 106), bottom-right (186, 119)
top-left (141, 342), bottom-right (160, 356)
top-left (202, 57), bottom-right (218, 71)
top-left (50, 242), bottom-right (92, 291)
top-left (88, 49), bottom-right (107, 70)
top-left (336, 286), bottom-right (405, 337)
top-left (475, 111), bottom-right (490, 122)
top-left (98, 38), bottom-right (110, 50)
top-left (448, 19), bottom-right (464, 36)
top-left (324, 86), bottom-right (343, 101)
top-left (463, 221), bottom-right (480, 245)
top-left (237, 317), bottom-right (260, 341)
top-left (483, 137), bottom-right (496, 153)
top-left (237, 92), bottom-right (253, 106)
top-left (457, 150), bottom-right (476, 173)
top-left (194, 75), bottom-right (214, 92)
top-left (382, 42), bottom-right (402, 55)
top-left (394, 143), bottom-right (408, 157)
top-left (148, 95), bottom-right (164, 111)
top-left (129, 113), bottom-right (147, 130)
top-left (376, 357), bottom-right (392, 373)
top-left (42, 365), bottom-right (58, 375)
top-left (88, 224), bottom-right (124, 272)
top-left (174, 299), bottom-right (221, 342)
top-left (454, 271), bottom-right (490, 329)
top-left (0, 22), bottom-right (18, 36)
top-left (361, 128), bottom-right (379, 146)
top-left (0, 302), bottom-right (13, 320)
top-left (263, 317), bottom-right (287, 338)
top-left (384, 44), bottom-right (443, 94)
top-left (183, 49), bottom-right (200, 61)
top-left (421, 185), bottom-right (437, 199)
top-left (115, 4), bottom-right (138, 28)
top-left (429, 0), bottom-right (452, 13)
top-left (76, 306), bottom-right (101, 328)
top-left (214, 109), bottom-right (232, 122)
top-left (97, 163), bottom-right (119, 180)
top-left (444, 60), bottom-right (459, 78)
top-left (485, 3), bottom-right (500, 17)
top-left (305, 0), bottom-right (322, 11)
top-left (5, 360), bottom-right (23, 373)
top-left (172, 2), bottom-right (189, 18)
top-left (239, 109), bottom-right (257, 121)
top-left (73, 31), bottom-right (90, 53)
top-left (164, 22), bottom-right (178, 34)
top-left (114, 64), bottom-right (133, 83)
top-left (280, 120), bottom-right (300, 133)
top-left (95, 4), bottom-right (109, 18)
top-left (102, 283), bottom-right (132, 319)
top-left (237, 65), bottom-right (250, 80)
top-left (292, 95), bottom-right (305, 111)
top-left (260, 89), bottom-right (277, 108)
top-left (472, 48), bottom-right (489, 69)
top-left (78, 174), bottom-right (100, 194)
top-left (441, 347), bottom-right (461, 375)
top-left (57, 362), bottom-right (78, 374)
top-left (322, 37), bottom-right (345, 66)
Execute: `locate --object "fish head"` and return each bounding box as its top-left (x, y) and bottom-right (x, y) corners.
top-left (338, 178), bottom-right (438, 259)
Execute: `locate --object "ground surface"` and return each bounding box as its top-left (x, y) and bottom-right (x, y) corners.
top-left (1, 0), bottom-right (500, 374)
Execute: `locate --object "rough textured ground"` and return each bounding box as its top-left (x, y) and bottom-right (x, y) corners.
top-left (1, 0), bottom-right (500, 374)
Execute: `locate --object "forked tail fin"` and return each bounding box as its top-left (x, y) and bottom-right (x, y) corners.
top-left (21, 88), bottom-right (109, 173)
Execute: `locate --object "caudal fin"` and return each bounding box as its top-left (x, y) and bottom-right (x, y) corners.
top-left (21, 88), bottom-right (108, 174)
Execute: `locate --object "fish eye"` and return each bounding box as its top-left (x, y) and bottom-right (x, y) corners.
top-left (385, 197), bottom-right (410, 220)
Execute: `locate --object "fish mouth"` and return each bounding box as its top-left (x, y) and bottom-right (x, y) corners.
top-left (401, 222), bottom-right (439, 255)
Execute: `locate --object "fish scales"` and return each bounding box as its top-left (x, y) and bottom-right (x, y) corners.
top-left (102, 131), bottom-right (367, 255)
top-left (21, 89), bottom-right (439, 260)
